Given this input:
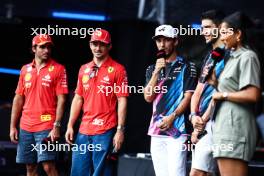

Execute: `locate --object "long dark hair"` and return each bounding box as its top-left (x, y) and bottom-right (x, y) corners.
top-left (223, 12), bottom-right (259, 53)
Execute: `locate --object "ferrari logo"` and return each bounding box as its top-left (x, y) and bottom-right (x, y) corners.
top-left (48, 66), bottom-right (54, 72)
top-left (108, 67), bottom-right (114, 73)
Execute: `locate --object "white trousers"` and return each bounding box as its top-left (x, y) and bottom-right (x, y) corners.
top-left (150, 135), bottom-right (187, 176)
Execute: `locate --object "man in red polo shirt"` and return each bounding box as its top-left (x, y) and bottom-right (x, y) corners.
top-left (65, 29), bottom-right (128, 176)
top-left (10, 34), bottom-right (68, 176)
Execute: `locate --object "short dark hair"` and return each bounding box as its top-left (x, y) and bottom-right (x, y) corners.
top-left (201, 10), bottom-right (225, 26)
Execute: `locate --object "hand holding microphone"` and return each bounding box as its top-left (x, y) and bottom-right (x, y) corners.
top-left (154, 49), bottom-right (166, 77)
top-left (200, 47), bottom-right (225, 83)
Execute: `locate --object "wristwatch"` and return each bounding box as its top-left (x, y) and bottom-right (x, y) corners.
top-left (222, 92), bottom-right (228, 100)
top-left (189, 112), bottom-right (197, 122)
top-left (117, 125), bottom-right (125, 132)
top-left (53, 121), bottom-right (61, 128)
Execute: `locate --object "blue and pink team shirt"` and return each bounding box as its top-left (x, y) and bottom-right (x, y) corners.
top-left (198, 50), bottom-right (227, 116)
top-left (145, 56), bottom-right (197, 138)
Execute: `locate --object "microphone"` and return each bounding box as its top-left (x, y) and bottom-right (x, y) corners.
top-left (200, 47), bottom-right (225, 83)
top-left (211, 47), bottom-right (225, 62)
top-left (156, 49), bottom-right (166, 78)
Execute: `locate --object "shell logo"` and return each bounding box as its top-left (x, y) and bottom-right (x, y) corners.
top-left (82, 75), bottom-right (89, 83)
top-left (25, 73), bottom-right (32, 81)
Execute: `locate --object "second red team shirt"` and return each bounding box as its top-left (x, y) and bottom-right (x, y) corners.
top-left (75, 57), bottom-right (129, 135)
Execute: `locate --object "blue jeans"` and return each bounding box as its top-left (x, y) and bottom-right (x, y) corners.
top-left (71, 128), bottom-right (115, 176)
top-left (16, 129), bottom-right (57, 163)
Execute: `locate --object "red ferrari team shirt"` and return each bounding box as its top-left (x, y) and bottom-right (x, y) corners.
top-left (16, 59), bottom-right (68, 132)
top-left (75, 57), bottom-right (129, 135)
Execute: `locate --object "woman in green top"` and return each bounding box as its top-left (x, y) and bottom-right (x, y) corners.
top-left (212, 12), bottom-right (261, 176)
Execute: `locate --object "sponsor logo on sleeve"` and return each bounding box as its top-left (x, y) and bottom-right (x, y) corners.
top-left (82, 75), bottom-right (89, 83)
top-left (25, 73), bottom-right (32, 81)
